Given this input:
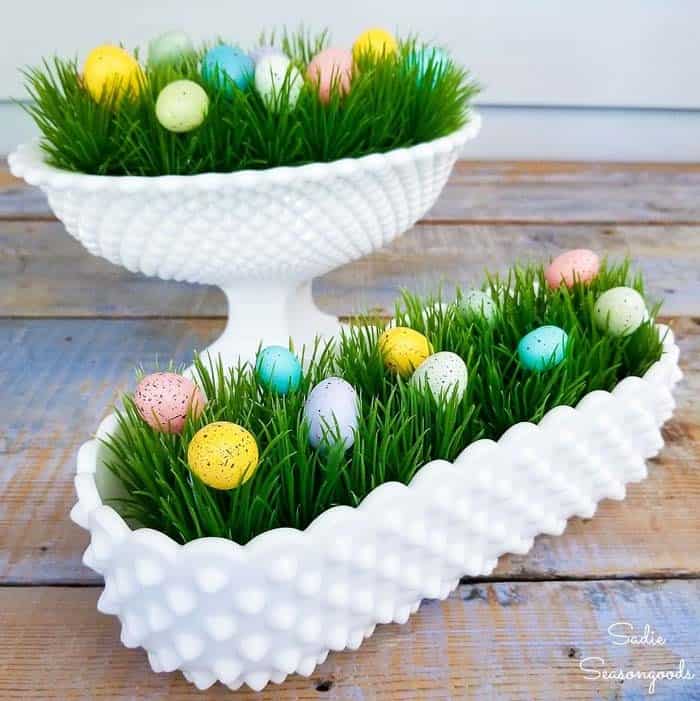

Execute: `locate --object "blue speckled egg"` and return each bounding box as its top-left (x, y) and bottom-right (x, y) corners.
top-left (407, 46), bottom-right (450, 84)
top-left (255, 345), bottom-right (302, 395)
top-left (201, 44), bottom-right (254, 93)
top-left (303, 377), bottom-right (359, 450)
top-left (517, 325), bottom-right (569, 372)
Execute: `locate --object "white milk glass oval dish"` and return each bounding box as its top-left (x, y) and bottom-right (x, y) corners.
top-left (9, 116), bottom-right (480, 366)
top-left (70, 323), bottom-right (681, 692)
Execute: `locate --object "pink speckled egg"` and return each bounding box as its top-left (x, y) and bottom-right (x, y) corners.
top-left (545, 249), bottom-right (600, 289)
top-left (307, 48), bottom-right (353, 103)
top-left (134, 372), bottom-right (206, 434)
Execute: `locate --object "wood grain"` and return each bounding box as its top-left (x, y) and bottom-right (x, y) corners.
top-left (2, 220), bottom-right (699, 317)
top-left (1, 316), bottom-right (697, 585)
top-left (1, 581), bottom-right (698, 700)
top-left (433, 161), bottom-right (700, 224)
top-left (3, 160), bottom-right (700, 223)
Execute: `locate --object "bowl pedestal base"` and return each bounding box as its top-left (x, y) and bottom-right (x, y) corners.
top-left (197, 281), bottom-right (343, 368)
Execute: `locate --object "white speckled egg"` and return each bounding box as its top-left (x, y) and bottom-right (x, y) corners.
top-left (460, 289), bottom-right (497, 323)
top-left (249, 45), bottom-right (286, 65)
top-left (593, 287), bottom-right (647, 336)
top-left (303, 377), bottom-right (359, 450)
top-left (254, 54), bottom-right (302, 110)
top-left (410, 352), bottom-right (468, 400)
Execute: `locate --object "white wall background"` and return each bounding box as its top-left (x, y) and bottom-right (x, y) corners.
top-left (1, 0), bottom-right (699, 159)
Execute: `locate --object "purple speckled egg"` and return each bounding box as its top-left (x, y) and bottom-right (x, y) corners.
top-left (134, 372), bottom-right (206, 433)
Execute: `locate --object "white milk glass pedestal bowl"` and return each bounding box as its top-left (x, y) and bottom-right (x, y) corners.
top-left (9, 116), bottom-right (480, 365)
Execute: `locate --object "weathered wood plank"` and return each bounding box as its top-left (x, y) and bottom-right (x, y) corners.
top-left (0, 317), bottom-right (697, 584)
top-left (3, 160), bottom-right (700, 223)
top-left (433, 161), bottom-right (700, 224)
top-left (321, 223), bottom-right (700, 318)
top-left (0, 581), bottom-right (698, 700)
top-left (2, 220), bottom-right (699, 317)
top-left (0, 165), bottom-right (51, 220)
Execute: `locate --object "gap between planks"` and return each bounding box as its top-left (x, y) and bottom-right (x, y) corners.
top-left (2, 573), bottom-right (700, 589)
top-left (4, 216), bottom-right (700, 226)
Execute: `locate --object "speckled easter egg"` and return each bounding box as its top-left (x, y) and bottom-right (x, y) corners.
top-left (303, 377), bottom-right (359, 450)
top-left (249, 45), bottom-right (286, 65)
top-left (134, 372), bottom-right (206, 433)
top-left (353, 28), bottom-right (398, 60)
top-left (201, 44), bottom-right (254, 93)
top-left (517, 326), bottom-right (569, 372)
top-left (593, 287), bottom-right (647, 337)
top-left (460, 289), bottom-right (497, 324)
top-left (188, 422), bottom-right (259, 490)
top-left (255, 345), bottom-right (302, 395)
top-left (407, 46), bottom-right (449, 84)
top-left (411, 351), bottom-right (468, 400)
top-left (254, 54), bottom-right (303, 110)
top-left (307, 48), bottom-right (353, 103)
top-left (379, 327), bottom-right (433, 377)
top-left (545, 249), bottom-right (600, 289)
top-left (148, 31), bottom-right (195, 66)
top-left (83, 45), bottom-right (143, 102)
top-left (155, 80), bottom-right (209, 132)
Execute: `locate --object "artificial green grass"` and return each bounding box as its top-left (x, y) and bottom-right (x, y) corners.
top-left (21, 29), bottom-right (478, 176)
top-left (103, 261), bottom-right (664, 545)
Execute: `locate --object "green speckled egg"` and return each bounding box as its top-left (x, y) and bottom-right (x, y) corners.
top-left (155, 80), bottom-right (209, 133)
top-left (148, 31), bottom-right (195, 67)
top-left (411, 351), bottom-right (468, 400)
top-left (593, 287), bottom-right (647, 337)
top-left (460, 289), bottom-right (497, 324)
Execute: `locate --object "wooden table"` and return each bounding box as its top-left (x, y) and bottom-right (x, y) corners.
top-left (1, 161), bottom-right (699, 700)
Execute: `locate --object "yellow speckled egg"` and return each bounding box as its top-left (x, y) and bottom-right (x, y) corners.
top-left (187, 421), bottom-right (259, 490)
top-left (379, 326), bottom-right (433, 377)
top-left (353, 28), bottom-right (398, 61)
top-left (83, 45), bottom-right (143, 102)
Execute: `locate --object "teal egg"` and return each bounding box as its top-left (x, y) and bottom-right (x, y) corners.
top-left (201, 44), bottom-right (254, 93)
top-left (407, 46), bottom-right (450, 84)
top-left (255, 346), bottom-right (302, 395)
top-left (517, 325), bottom-right (569, 372)
top-left (148, 31), bottom-right (195, 67)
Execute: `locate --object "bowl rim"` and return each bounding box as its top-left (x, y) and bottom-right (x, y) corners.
top-left (71, 321), bottom-right (679, 556)
top-left (9, 113), bottom-right (481, 191)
